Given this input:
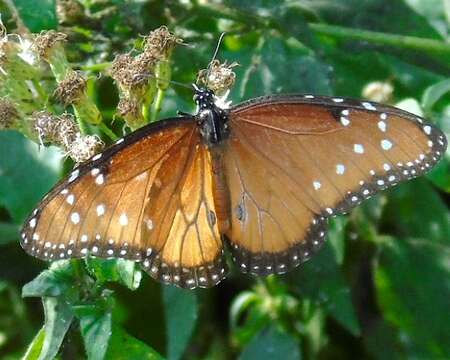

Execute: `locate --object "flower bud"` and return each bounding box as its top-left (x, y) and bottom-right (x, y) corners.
top-left (362, 81), bottom-right (394, 104)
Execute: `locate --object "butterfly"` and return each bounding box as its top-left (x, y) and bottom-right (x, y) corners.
top-left (20, 86), bottom-right (447, 289)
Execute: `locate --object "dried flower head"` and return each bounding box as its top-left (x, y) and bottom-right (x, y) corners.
top-left (54, 70), bottom-right (86, 105)
top-left (197, 60), bottom-right (238, 96)
top-left (143, 26), bottom-right (182, 60)
top-left (110, 53), bottom-right (156, 92)
top-left (362, 81), bottom-right (394, 104)
top-left (0, 98), bottom-right (19, 129)
top-left (56, 0), bottom-right (85, 24)
top-left (32, 111), bottom-right (78, 147)
top-left (67, 133), bottom-right (104, 163)
top-left (117, 97), bottom-right (146, 129)
top-left (33, 30), bottom-right (67, 60)
top-left (56, 113), bottom-right (79, 148)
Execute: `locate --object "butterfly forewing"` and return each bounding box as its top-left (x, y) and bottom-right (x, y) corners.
top-left (20, 117), bottom-right (226, 288)
top-left (225, 95), bottom-right (447, 275)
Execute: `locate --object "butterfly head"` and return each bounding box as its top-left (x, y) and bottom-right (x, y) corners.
top-left (193, 86), bottom-right (216, 109)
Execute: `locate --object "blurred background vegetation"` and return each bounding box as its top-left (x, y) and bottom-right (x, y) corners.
top-left (0, 0), bottom-right (449, 359)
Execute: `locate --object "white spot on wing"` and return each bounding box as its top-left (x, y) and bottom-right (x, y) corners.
top-left (119, 213), bottom-right (128, 226)
top-left (336, 164), bottom-right (345, 175)
top-left (313, 181), bottom-right (321, 190)
top-left (95, 174), bottom-right (104, 185)
top-left (378, 120), bottom-right (387, 132)
top-left (381, 139), bottom-right (393, 150)
top-left (340, 117), bottom-right (350, 126)
top-left (66, 194), bottom-right (75, 205)
top-left (68, 169), bottom-right (79, 182)
top-left (362, 102), bottom-right (376, 110)
top-left (96, 204), bottom-right (105, 216)
top-left (71, 212), bottom-right (80, 224)
top-left (354, 144), bottom-right (364, 154)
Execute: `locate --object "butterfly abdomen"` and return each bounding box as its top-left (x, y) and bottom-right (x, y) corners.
top-left (209, 146), bottom-right (231, 233)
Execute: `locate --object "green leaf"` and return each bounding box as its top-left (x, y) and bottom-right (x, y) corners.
top-left (421, 78), bottom-right (450, 111)
top-left (85, 258), bottom-right (142, 290)
top-left (162, 285), bottom-right (198, 360)
top-left (230, 291), bottom-right (261, 329)
top-left (22, 327), bottom-right (45, 360)
top-left (239, 326), bottom-right (301, 360)
top-left (12, 0), bottom-right (57, 32)
top-left (291, 243), bottom-right (360, 336)
top-left (22, 261), bottom-right (76, 298)
top-left (374, 236), bottom-right (450, 357)
top-left (228, 35), bottom-right (332, 102)
top-left (75, 298), bottom-right (113, 360)
top-left (0, 131), bottom-right (61, 223)
top-left (105, 325), bottom-right (164, 360)
top-left (383, 179), bottom-right (449, 244)
top-left (426, 104), bottom-right (450, 192)
top-left (0, 222), bottom-right (20, 245)
top-left (25, 297), bottom-right (74, 360)
top-left (304, 0), bottom-right (441, 38)
top-left (403, 0), bottom-right (450, 38)
top-left (327, 217), bottom-right (348, 265)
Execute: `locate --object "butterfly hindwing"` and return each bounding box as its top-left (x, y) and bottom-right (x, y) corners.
top-left (140, 129), bottom-right (227, 288)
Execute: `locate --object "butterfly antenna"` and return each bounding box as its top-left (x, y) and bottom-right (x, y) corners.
top-left (211, 32), bottom-right (227, 65)
top-left (138, 71), bottom-right (192, 90)
top-left (205, 32), bottom-right (227, 81)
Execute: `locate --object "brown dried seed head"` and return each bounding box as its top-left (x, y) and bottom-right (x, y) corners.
top-left (32, 111), bottom-right (78, 146)
top-left (197, 60), bottom-right (238, 96)
top-left (67, 133), bottom-right (104, 163)
top-left (117, 97), bottom-right (141, 118)
top-left (56, 112), bottom-right (79, 148)
top-left (54, 70), bottom-right (86, 105)
top-left (56, 0), bottom-right (85, 24)
top-left (33, 30), bottom-right (67, 59)
top-left (0, 98), bottom-right (19, 129)
top-left (110, 53), bottom-right (156, 91)
top-left (32, 110), bottom-right (60, 141)
top-left (143, 26), bottom-right (182, 60)
top-left (0, 36), bottom-right (20, 65)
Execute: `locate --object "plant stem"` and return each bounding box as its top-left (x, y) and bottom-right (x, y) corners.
top-left (80, 62), bottom-right (112, 72)
top-left (309, 23), bottom-right (450, 57)
top-left (150, 88), bottom-right (165, 122)
top-left (195, 3), bottom-right (450, 57)
top-left (31, 79), bottom-right (48, 107)
top-left (98, 122), bottom-right (118, 141)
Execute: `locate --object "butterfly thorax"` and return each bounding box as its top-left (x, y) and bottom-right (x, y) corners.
top-left (194, 87), bottom-right (230, 146)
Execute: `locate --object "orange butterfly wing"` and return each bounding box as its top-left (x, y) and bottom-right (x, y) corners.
top-left (224, 95), bottom-right (446, 275)
top-left (20, 117), bottom-right (226, 288)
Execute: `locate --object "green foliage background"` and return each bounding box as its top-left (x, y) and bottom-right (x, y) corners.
top-left (0, 0), bottom-right (449, 359)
